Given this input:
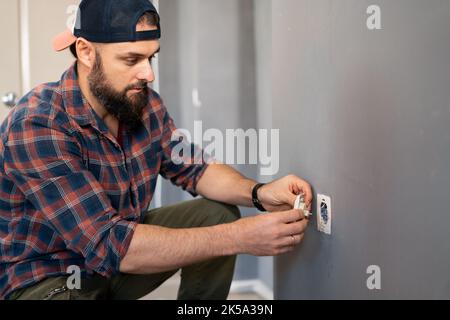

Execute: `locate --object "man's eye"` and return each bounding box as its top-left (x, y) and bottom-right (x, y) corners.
top-left (149, 54), bottom-right (157, 63)
top-left (126, 59), bottom-right (138, 65)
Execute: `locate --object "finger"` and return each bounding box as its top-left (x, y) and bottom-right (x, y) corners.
top-left (269, 204), bottom-right (293, 212)
top-left (277, 246), bottom-right (295, 255)
top-left (290, 234), bottom-right (305, 246)
top-left (279, 234), bottom-right (305, 250)
top-left (277, 209), bottom-right (305, 223)
top-left (282, 220), bottom-right (308, 237)
top-left (289, 193), bottom-right (299, 209)
top-left (295, 180), bottom-right (313, 206)
top-left (296, 233), bottom-right (305, 244)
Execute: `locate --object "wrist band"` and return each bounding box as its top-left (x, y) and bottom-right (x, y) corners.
top-left (252, 183), bottom-right (267, 212)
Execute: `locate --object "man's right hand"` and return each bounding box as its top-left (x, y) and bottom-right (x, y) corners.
top-left (120, 208), bottom-right (308, 275)
top-left (230, 209), bottom-right (309, 256)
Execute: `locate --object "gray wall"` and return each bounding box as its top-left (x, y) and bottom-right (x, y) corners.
top-left (273, 0), bottom-right (450, 299)
top-left (254, 0), bottom-right (274, 292)
top-left (158, 0), bottom-right (260, 282)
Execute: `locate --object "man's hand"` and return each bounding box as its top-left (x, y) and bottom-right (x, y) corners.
top-left (231, 209), bottom-right (308, 256)
top-left (257, 175), bottom-right (313, 213)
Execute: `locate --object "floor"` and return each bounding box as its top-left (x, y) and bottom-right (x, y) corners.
top-left (141, 272), bottom-right (264, 300)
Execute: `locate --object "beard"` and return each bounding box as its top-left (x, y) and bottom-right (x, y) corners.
top-left (88, 51), bottom-right (149, 132)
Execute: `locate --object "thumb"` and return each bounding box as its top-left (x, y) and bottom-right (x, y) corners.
top-left (288, 192), bottom-right (298, 208)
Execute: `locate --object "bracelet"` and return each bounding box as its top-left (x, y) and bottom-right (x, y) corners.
top-left (252, 183), bottom-right (267, 212)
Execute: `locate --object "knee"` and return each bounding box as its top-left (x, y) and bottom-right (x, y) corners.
top-left (218, 202), bottom-right (241, 223)
top-left (198, 199), bottom-right (241, 225)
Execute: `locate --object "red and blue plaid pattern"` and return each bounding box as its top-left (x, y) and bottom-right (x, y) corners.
top-left (0, 64), bottom-right (209, 299)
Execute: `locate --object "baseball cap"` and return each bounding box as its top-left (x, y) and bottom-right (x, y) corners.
top-left (52, 0), bottom-right (161, 52)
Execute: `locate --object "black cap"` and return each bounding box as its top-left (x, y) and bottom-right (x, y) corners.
top-left (53, 0), bottom-right (160, 52)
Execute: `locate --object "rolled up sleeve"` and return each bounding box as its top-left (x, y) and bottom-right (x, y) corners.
top-left (158, 102), bottom-right (212, 197)
top-left (3, 115), bottom-right (136, 276)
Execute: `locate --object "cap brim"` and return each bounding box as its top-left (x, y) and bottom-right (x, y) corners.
top-left (52, 29), bottom-right (77, 52)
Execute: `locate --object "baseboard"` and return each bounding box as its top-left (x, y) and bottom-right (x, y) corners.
top-left (230, 279), bottom-right (274, 300)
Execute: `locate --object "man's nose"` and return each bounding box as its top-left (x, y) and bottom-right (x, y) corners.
top-left (136, 60), bottom-right (155, 82)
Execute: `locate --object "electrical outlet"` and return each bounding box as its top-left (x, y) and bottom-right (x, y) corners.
top-left (317, 194), bottom-right (331, 235)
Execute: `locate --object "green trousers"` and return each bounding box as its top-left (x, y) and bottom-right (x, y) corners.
top-left (9, 198), bottom-right (241, 300)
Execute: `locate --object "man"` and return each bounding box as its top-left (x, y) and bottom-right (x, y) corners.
top-left (0, 0), bottom-right (312, 300)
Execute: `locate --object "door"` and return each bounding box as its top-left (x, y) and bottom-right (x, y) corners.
top-left (0, 0), bottom-right (21, 123)
top-left (0, 0), bottom-right (78, 123)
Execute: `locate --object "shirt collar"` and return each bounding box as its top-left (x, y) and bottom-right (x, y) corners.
top-left (59, 63), bottom-right (111, 136)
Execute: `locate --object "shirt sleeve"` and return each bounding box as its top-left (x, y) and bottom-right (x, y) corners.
top-left (2, 114), bottom-right (137, 277)
top-left (156, 98), bottom-right (212, 197)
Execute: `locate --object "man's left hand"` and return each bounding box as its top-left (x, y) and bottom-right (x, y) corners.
top-left (257, 175), bottom-right (313, 213)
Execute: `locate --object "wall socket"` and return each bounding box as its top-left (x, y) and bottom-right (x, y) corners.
top-left (317, 194), bottom-right (332, 235)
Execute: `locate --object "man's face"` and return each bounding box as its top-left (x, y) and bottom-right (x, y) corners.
top-left (88, 24), bottom-right (160, 131)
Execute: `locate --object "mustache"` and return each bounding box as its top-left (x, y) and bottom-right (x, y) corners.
top-left (126, 81), bottom-right (149, 91)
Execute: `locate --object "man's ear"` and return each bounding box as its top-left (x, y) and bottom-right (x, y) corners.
top-left (76, 38), bottom-right (96, 69)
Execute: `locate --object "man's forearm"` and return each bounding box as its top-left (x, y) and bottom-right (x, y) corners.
top-left (196, 164), bottom-right (257, 207)
top-left (120, 223), bottom-right (238, 274)
top-left (120, 165), bottom-right (257, 274)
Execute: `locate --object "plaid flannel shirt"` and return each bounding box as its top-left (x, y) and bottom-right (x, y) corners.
top-left (0, 64), bottom-right (209, 299)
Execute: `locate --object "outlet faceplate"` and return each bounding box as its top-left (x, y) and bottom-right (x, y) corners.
top-left (317, 194), bottom-right (331, 235)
